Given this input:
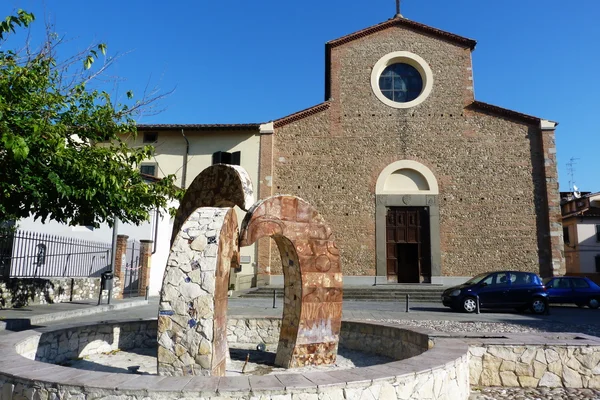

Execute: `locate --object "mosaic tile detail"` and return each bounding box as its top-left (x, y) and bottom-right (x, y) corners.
top-left (170, 164), bottom-right (254, 247)
top-left (240, 195), bottom-right (343, 368)
top-left (158, 207), bottom-right (238, 377)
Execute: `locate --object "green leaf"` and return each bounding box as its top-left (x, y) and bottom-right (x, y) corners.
top-left (84, 55), bottom-right (94, 69)
top-left (0, 9), bottom-right (178, 226)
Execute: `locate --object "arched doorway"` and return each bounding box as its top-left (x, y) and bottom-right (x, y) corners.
top-left (375, 161), bottom-right (440, 283)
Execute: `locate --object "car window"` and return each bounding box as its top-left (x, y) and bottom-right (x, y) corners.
top-left (481, 274), bottom-right (495, 285)
top-left (509, 272), bottom-right (530, 286)
top-left (543, 277), bottom-right (552, 285)
top-left (495, 272), bottom-right (509, 286)
top-left (465, 273), bottom-right (490, 285)
top-left (571, 278), bottom-right (590, 288)
top-left (552, 278), bottom-right (571, 289)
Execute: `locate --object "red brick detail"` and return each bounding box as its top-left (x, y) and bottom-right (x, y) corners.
top-left (327, 16), bottom-right (477, 50)
top-left (138, 240), bottom-right (153, 297)
top-left (467, 101), bottom-right (541, 125)
top-left (256, 131), bottom-right (275, 285)
top-left (113, 235), bottom-right (129, 300)
top-left (540, 127), bottom-right (565, 277)
top-left (274, 102), bottom-right (331, 129)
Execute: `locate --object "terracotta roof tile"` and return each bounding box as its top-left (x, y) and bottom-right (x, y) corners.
top-left (274, 102), bottom-right (331, 129)
top-left (137, 123), bottom-right (261, 131)
top-left (327, 16), bottom-right (477, 50)
top-left (467, 101), bottom-right (543, 125)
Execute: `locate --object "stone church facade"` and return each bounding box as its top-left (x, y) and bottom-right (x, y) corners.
top-left (138, 14), bottom-right (564, 287)
top-left (255, 15), bottom-right (564, 286)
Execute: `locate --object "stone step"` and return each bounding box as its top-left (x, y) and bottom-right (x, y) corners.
top-left (238, 286), bottom-right (445, 302)
top-left (241, 288), bottom-right (446, 293)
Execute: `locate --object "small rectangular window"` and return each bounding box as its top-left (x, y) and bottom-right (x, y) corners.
top-left (143, 132), bottom-right (158, 143)
top-left (563, 227), bottom-right (570, 244)
top-left (596, 225), bottom-right (600, 242)
top-left (212, 151), bottom-right (241, 166)
top-left (140, 164), bottom-right (157, 176)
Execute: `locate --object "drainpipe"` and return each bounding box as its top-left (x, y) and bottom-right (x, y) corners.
top-left (180, 129), bottom-right (189, 189)
top-left (152, 208), bottom-right (159, 255)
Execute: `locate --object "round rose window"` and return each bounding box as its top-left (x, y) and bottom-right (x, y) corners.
top-left (378, 63), bottom-right (423, 103)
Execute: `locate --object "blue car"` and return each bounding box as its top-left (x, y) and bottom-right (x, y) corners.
top-left (543, 276), bottom-right (600, 309)
top-left (442, 271), bottom-right (548, 314)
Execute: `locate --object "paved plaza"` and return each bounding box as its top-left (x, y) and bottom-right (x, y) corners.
top-left (0, 297), bottom-right (599, 399)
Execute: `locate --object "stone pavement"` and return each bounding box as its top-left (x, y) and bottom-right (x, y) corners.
top-left (0, 297), bottom-right (148, 332)
top-left (2, 296), bottom-right (598, 333)
top-left (1, 296), bottom-right (599, 400)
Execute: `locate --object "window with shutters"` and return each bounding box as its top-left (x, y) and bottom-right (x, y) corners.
top-left (212, 151), bottom-right (241, 166)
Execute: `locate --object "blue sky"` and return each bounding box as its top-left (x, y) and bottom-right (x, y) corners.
top-left (4, 0), bottom-right (600, 192)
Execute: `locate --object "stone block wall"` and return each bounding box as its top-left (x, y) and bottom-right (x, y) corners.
top-left (262, 23), bottom-right (562, 279)
top-left (0, 277), bottom-right (121, 308)
top-left (340, 321), bottom-right (431, 360)
top-left (16, 320), bottom-right (157, 364)
top-left (0, 319), bottom-right (471, 400)
top-left (227, 317), bottom-right (281, 348)
top-left (469, 344), bottom-right (600, 389)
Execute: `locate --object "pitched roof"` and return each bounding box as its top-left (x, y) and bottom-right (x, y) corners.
top-left (467, 101), bottom-right (546, 125)
top-left (137, 123), bottom-right (261, 131)
top-left (274, 102), bottom-right (331, 128)
top-left (327, 16), bottom-right (477, 50)
top-left (325, 16), bottom-right (477, 100)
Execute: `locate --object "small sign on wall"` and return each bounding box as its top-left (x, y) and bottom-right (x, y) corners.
top-left (240, 256), bottom-right (252, 264)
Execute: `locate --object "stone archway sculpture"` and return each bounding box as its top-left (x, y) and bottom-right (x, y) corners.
top-left (159, 165), bottom-right (342, 375)
top-left (158, 165), bottom-right (253, 376)
top-left (240, 195), bottom-right (343, 368)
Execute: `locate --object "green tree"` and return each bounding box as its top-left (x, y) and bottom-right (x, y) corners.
top-left (0, 10), bottom-right (181, 227)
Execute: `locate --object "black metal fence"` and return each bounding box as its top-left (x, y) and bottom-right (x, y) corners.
top-left (122, 240), bottom-right (141, 297)
top-left (0, 230), bottom-right (112, 278)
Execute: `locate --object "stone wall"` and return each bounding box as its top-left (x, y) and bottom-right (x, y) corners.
top-left (0, 277), bottom-right (121, 308)
top-left (16, 320), bottom-right (156, 364)
top-left (0, 319), bottom-right (471, 400)
top-left (265, 23), bottom-right (560, 279)
top-left (340, 320), bottom-right (431, 360)
top-left (227, 317), bottom-right (281, 348)
top-left (469, 344), bottom-right (600, 389)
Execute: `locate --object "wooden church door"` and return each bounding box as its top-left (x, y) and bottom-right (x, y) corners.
top-left (385, 207), bottom-right (429, 283)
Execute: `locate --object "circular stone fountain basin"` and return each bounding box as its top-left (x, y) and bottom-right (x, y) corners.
top-left (0, 318), bottom-right (470, 399)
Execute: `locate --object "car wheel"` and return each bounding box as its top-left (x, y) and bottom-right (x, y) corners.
top-left (589, 298), bottom-right (600, 310)
top-left (462, 297), bottom-right (477, 313)
top-left (530, 298), bottom-right (547, 314)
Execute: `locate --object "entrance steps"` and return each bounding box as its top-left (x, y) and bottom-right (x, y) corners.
top-left (237, 284), bottom-right (448, 303)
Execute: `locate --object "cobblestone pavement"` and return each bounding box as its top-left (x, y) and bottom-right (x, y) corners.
top-left (469, 387), bottom-right (600, 400)
top-left (370, 319), bottom-right (600, 338)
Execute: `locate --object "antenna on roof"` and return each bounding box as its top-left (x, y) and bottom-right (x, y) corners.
top-left (395, 0), bottom-right (403, 18)
top-left (567, 157), bottom-right (580, 193)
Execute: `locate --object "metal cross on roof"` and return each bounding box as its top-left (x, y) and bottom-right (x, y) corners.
top-left (395, 0), bottom-right (403, 18)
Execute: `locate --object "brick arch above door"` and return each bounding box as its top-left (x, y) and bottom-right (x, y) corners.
top-left (375, 160), bottom-right (441, 283)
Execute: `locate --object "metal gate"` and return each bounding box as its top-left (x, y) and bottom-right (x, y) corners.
top-left (122, 240), bottom-right (141, 297)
